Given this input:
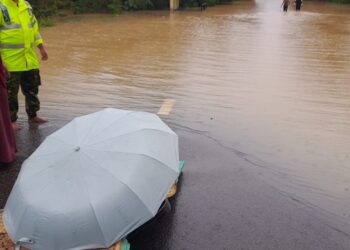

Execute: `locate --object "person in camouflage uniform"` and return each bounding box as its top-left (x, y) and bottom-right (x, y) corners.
top-left (7, 69), bottom-right (42, 124)
top-left (0, 0), bottom-right (48, 131)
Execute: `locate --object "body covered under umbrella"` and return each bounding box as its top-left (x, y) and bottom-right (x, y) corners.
top-left (3, 108), bottom-right (180, 250)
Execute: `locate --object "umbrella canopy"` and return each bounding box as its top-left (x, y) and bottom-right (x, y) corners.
top-left (3, 108), bottom-right (180, 250)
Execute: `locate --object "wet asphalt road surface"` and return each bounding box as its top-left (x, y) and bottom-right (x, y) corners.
top-left (1, 122), bottom-right (350, 250)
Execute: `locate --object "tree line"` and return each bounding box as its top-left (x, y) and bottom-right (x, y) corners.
top-left (29, 0), bottom-right (350, 19)
top-left (29, 0), bottom-right (231, 18)
top-left (330, 0), bottom-right (350, 3)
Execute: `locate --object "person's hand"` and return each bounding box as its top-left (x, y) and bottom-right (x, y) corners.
top-left (38, 44), bottom-right (48, 61)
top-left (40, 47), bottom-right (48, 61)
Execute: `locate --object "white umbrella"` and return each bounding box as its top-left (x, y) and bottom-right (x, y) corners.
top-left (3, 108), bottom-right (180, 250)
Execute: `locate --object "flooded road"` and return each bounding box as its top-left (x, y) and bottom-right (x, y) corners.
top-left (1, 0), bottom-right (350, 249)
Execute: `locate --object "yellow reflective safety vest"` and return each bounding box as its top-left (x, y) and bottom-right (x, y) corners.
top-left (0, 0), bottom-right (43, 72)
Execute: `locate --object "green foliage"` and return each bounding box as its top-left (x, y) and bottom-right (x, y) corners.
top-left (107, 0), bottom-right (123, 13)
top-left (329, 0), bottom-right (350, 3)
top-left (122, 0), bottom-right (153, 10)
top-left (150, 0), bottom-right (168, 9)
top-left (26, 0), bottom-right (350, 18)
top-left (181, 0), bottom-right (197, 8)
top-left (29, 0), bottom-right (58, 18)
top-left (56, 0), bottom-right (72, 9)
top-left (206, 0), bottom-right (220, 6)
top-left (72, 0), bottom-right (122, 13)
top-left (180, 0), bottom-right (221, 8)
top-left (28, 0), bottom-right (246, 17)
top-left (38, 17), bottom-right (55, 27)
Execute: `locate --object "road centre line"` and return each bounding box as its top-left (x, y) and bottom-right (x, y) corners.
top-left (158, 99), bottom-right (175, 115)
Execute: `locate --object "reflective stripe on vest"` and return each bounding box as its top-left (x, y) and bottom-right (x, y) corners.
top-left (24, 1), bottom-right (33, 17)
top-left (0, 23), bottom-right (34, 30)
top-left (0, 43), bottom-right (34, 49)
top-left (0, 1), bottom-right (10, 24)
top-left (34, 34), bottom-right (41, 40)
top-left (0, 24), bottom-right (21, 30)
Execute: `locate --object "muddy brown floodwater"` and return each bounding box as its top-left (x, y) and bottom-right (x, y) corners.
top-left (1, 0), bottom-right (350, 249)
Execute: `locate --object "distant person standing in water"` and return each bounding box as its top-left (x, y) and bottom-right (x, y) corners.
top-left (281, 0), bottom-right (290, 12)
top-left (295, 0), bottom-right (302, 11)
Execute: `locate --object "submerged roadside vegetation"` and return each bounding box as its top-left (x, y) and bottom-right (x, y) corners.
top-left (329, 0), bottom-right (350, 3)
top-left (30, 0), bottom-right (350, 23)
top-left (31, 0), bottom-right (232, 19)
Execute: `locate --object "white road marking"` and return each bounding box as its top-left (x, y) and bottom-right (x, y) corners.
top-left (158, 99), bottom-right (175, 115)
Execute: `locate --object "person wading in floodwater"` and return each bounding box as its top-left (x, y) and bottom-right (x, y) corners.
top-left (295, 0), bottom-right (302, 11)
top-left (281, 0), bottom-right (290, 12)
top-left (0, 0), bottom-right (49, 131)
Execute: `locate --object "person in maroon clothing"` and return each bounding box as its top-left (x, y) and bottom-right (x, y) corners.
top-left (281, 0), bottom-right (290, 12)
top-left (0, 59), bottom-right (16, 166)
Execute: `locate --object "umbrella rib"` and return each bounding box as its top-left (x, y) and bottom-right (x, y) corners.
top-left (48, 134), bottom-right (77, 147)
top-left (17, 151), bottom-right (76, 182)
top-left (86, 128), bottom-right (174, 147)
top-left (86, 149), bottom-right (179, 175)
top-left (77, 155), bottom-right (109, 246)
top-left (7, 165), bottom-right (66, 238)
top-left (81, 151), bottom-right (155, 216)
top-left (26, 148), bottom-right (73, 160)
top-left (78, 110), bottom-right (105, 145)
top-left (112, 217), bottom-right (143, 245)
top-left (82, 111), bottom-right (135, 144)
top-left (6, 203), bottom-right (29, 238)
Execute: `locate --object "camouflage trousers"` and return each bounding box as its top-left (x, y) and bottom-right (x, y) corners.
top-left (6, 69), bottom-right (42, 122)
